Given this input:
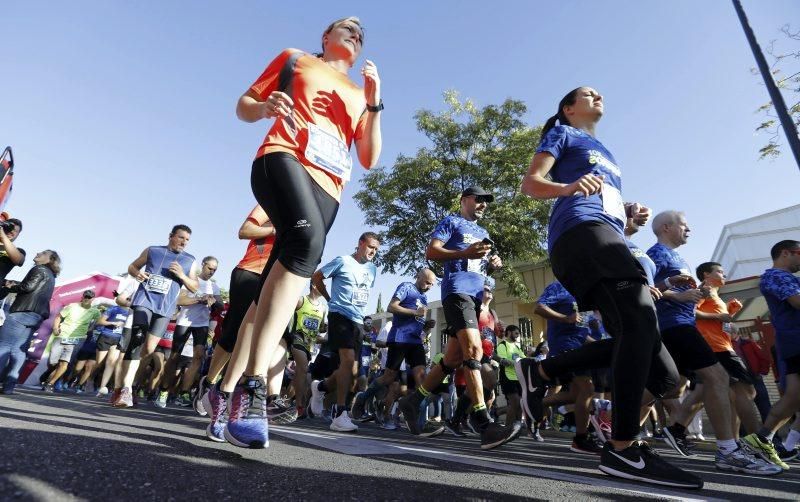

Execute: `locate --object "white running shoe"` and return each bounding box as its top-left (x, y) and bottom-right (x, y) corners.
top-left (310, 380), bottom-right (325, 417)
top-left (330, 411), bottom-right (359, 432)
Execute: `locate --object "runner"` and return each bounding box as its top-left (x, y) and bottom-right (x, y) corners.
top-left (223, 16), bottom-right (382, 449)
top-left (495, 325), bottom-right (526, 427)
top-left (114, 225), bottom-right (199, 408)
top-left (398, 186), bottom-right (521, 450)
top-left (516, 87), bottom-right (700, 487)
top-left (647, 211), bottom-right (780, 474)
top-left (309, 232), bottom-right (379, 432)
top-left (287, 281), bottom-right (328, 418)
top-left (92, 300), bottom-right (130, 396)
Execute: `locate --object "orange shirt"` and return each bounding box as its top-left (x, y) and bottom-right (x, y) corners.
top-left (250, 49), bottom-right (369, 201)
top-left (236, 205), bottom-right (274, 275)
top-left (696, 294), bottom-right (733, 353)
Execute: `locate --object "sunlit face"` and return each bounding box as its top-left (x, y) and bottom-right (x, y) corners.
top-left (564, 87), bottom-right (603, 121)
top-left (5, 223), bottom-right (20, 241)
top-left (80, 295), bottom-right (93, 307)
top-left (33, 251), bottom-right (51, 265)
top-left (322, 21), bottom-right (363, 63)
top-left (704, 265), bottom-right (726, 287)
top-left (356, 237), bottom-right (380, 263)
top-left (665, 214), bottom-right (690, 246)
top-left (482, 287), bottom-right (494, 304)
top-left (783, 247), bottom-right (800, 273)
top-left (508, 329), bottom-right (520, 341)
top-left (416, 270), bottom-right (436, 292)
top-left (201, 260), bottom-right (218, 280)
top-left (168, 230), bottom-right (191, 252)
top-left (461, 195), bottom-right (490, 221)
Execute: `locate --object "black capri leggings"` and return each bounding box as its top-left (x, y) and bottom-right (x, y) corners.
top-left (251, 152), bottom-right (339, 294)
top-left (216, 267), bottom-right (261, 353)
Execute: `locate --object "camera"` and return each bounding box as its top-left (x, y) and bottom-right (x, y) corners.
top-left (0, 220), bottom-right (15, 233)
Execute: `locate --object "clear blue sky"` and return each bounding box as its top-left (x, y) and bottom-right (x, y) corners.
top-left (3, 1), bottom-right (799, 311)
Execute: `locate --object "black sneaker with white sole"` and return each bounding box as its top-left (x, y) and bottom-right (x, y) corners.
top-left (514, 358), bottom-right (547, 422)
top-left (663, 425), bottom-right (696, 457)
top-left (481, 421), bottom-right (522, 450)
top-left (397, 395), bottom-right (422, 435)
top-left (599, 441), bottom-right (703, 489)
top-left (444, 419), bottom-right (467, 437)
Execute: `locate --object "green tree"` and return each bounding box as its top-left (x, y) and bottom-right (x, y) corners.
top-left (375, 293), bottom-right (383, 314)
top-left (354, 91), bottom-right (551, 299)
top-left (753, 24), bottom-right (800, 160)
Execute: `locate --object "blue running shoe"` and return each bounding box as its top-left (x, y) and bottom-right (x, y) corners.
top-left (224, 376), bottom-right (268, 449)
top-left (203, 383), bottom-right (227, 442)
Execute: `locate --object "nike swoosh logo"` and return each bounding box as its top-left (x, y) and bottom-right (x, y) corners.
top-left (526, 372), bottom-right (537, 394)
top-left (609, 451), bottom-right (645, 469)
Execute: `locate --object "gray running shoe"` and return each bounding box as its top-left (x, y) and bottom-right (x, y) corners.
top-left (715, 446), bottom-right (783, 475)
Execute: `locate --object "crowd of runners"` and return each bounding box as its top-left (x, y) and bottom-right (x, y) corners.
top-left (1, 15), bottom-right (800, 492)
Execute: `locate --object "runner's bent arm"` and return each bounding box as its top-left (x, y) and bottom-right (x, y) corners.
top-left (787, 294), bottom-right (800, 310)
top-left (238, 218), bottom-right (275, 240)
top-left (354, 59), bottom-right (382, 168)
top-left (534, 303), bottom-right (577, 324)
top-left (426, 238), bottom-right (492, 262)
top-left (387, 297), bottom-right (420, 317)
top-left (521, 152), bottom-right (604, 199)
top-left (128, 248), bottom-right (149, 281)
top-left (311, 270), bottom-right (330, 302)
top-left (236, 89), bottom-right (276, 123)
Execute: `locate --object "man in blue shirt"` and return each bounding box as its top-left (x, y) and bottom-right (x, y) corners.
top-left (352, 269), bottom-right (437, 425)
top-left (310, 232), bottom-right (379, 433)
top-left (648, 211), bottom-right (780, 474)
top-left (399, 186), bottom-right (521, 450)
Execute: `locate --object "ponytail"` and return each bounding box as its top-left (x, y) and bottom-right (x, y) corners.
top-left (538, 87), bottom-right (584, 145)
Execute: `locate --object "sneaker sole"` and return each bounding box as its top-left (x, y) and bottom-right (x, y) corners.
top-left (714, 462), bottom-right (783, 476)
top-left (662, 428), bottom-right (693, 457)
top-left (206, 424), bottom-right (227, 443)
top-left (481, 424), bottom-right (523, 451)
top-left (223, 425), bottom-right (268, 449)
top-left (330, 424), bottom-right (359, 432)
top-left (569, 445), bottom-right (602, 455)
top-left (397, 400), bottom-right (421, 435)
top-left (598, 465), bottom-right (703, 489)
top-left (194, 392), bottom-right (208, 416)
top-left (420, 426), bottom-right (445, 438)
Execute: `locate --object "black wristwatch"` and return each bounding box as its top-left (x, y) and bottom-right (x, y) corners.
top-left (366, 99), bottom-right (384, 113)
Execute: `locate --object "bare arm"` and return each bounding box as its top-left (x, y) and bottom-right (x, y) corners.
top-left (387, 297), bottom-right (423, 317)
top-left (176, 289), bottom-right (197, 307)
top-left (128, 248), bottom-right (150, 281)
top-left (311, 270), bottom-right (330, 302)
top-left (238, 219), bottom-right (275, 240)
top-left (534, 303), bottom-right (577, 324)
top-left (236, 89), bottom-right (271, 123)
top-left (426, 238), bottom-right (491, 263)
top-left (354, 59), bottom-right (382, 168)
top-left (520, 152), bottom-right (604, 199)
top-left (0, 229), bottom-right (24, 266)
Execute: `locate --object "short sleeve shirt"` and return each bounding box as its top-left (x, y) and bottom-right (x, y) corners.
top-left (236, 205), bottom-right (275, 275)
top-left (99, 305), bottom-right (130, 339)
top-left (496, 340), bottom-right (525, 380)
top-left (760, 268), bottom-right (800, 359)
top-left (319, 255), bottom-right (376, 324)
top-left (537, 125), bottom-right (625, 251)
top-left (176, 278), bottom-right (221, 327)
top-left (647, 243), bottom-right (695, 330)
top-left (430, 214), bottom-right (490, 299)
top-left (58, 303), bottom-right (101, 342)
top-left (388, 282), bottom-right (427, 345)
top-left (627, 240), bottom-right (656, 286)
top-left (0, 246), bottom-right (24, 282)
top-left (696, 294), bottom-right (733, 353)
top-left (537, 281), bottom-right (590, 356)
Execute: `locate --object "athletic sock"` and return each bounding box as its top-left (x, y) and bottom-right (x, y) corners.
top-left (453, 394), bottom-right (472, 422)
top-left (717, 439), bottom-right (738, 454)
top-left (783, 429), bottom-right (800, 450)
top-left (318, 380), bottom-right (329, 393)
top-left (470, 404), bottom-right (491, 431)
top-left (670, 422), bottom-right (687, 435)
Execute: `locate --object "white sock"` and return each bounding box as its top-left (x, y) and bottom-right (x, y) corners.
top-left (784, 429), bottom-right (800, 450)
top-left (717, 439), bottom-right (738, 454)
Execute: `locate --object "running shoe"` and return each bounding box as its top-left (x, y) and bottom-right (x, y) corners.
top-left (532, 430), bottom-right (544, 442)
top-left (309, 380), bottom-right (326, 417)
top-left (154, 390), bottom-right (168, 409)
top-left (267, 397), bottom-right (298, 425)
top-left (662, 425), bottom-right (696, 457)
top-left (444, 418), bottom-right (467, 437)
top-left (599, 441), bottom-right (703, 489)
top-left (776, 442), bottom-right (799, 463)
top-left (589, 410), bottom-right (612, 444)
top-left (193, 377), bottom-right (210, 416)
top-left (75, 385), bottom-right (85, 394)
top-left (109, 388), bottom-right (121, 405)
top-left (351, 391), bottom-right (367, 420)
top-left (356, 412), bottom-right (376, 423)
top-left (381, 416), bottom-right (398, 430)
top-left (174, 392), bottom-right (192, 407)
top-left (571, 433), bottom-right (604, 455)
top-left (741, 433), bottom-right (790, 470)
top-left (113, 387), bottom-right (134, 408)
top-left (296, 405), bottom-right (307, 420)
top-left (481, 421), bottom-right (522, 450)
top-left (54, 381), bottom-right (64, 392)
top-left (420, 420), bottom-right (445, 438)
top-left (330, 410), bottom-right (359, 432)
top-left (715, 445), bottom-right (783, 475)
top-left (43, 383), bottom-right (54, 393)
top-left (514, 358), bottom-right (546, 422)
top-left (203, 383), bottom-right (227, 443)
top-left (224, 377), bottom-right (269, 449)
top-left (397, 395), bottom-right (422, 435)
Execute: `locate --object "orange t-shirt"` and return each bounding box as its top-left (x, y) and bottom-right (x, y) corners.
top-left (250, 49), bottom-right (369, 201)
top-left (236, 205), bottom-right (275, 275)
top-left (696, 294), bottom-right (733, 353)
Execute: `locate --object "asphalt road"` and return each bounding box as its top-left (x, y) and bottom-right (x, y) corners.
top-left (1, 389), bottom-right (798, 501)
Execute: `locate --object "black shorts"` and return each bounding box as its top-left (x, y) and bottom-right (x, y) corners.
top-left (431, 382), bottom-right (451, 395)
top-left (442, 293), bottom-right (481, 334)
top-left (784, 353), bottom-right (800, 375)
top-left (131, 307), bottom-right (170, 338)
top-left (153, 346), bottom-right (172, 360)
top-left (327, 312), bottom-right (363, 351)
top-left (551, 221), bottom-right (648, 310)
top-left (716, 351), bottom-right (756, 385)
top-left (385, 342), bottom-right (427, 371)
top-left (289, 333), bottom-right (312, 362)
top-left (309, 351), bottom-right (339, 381)
top-left (251, 152), bottom-right (339, 286)
top-left (77, 349), bottom-right (95, 362)
top-left (499, 371), bottom-right (522, 396)
top-left (217, 267), bottom-right (261, 353)
top-left (177, 355), bottom-right (193, 370)
top-left (172, 325), bottom-right (209, 355)
top-left (96, 334), bottom-right (122, 351)
top-left (661, 325), bottom-right (718, 376)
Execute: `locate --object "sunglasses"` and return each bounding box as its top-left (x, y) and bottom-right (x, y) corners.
top-left (474, 196), bottom-right (491, 204)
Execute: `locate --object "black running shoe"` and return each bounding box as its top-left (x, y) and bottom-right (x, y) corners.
top-left (351, 391), bottom-right (367, 420)
top-left (481, 421), bottom-right (522, 450)
top-left (444, 419), bottom-right (467, 437)
top-left (599, 441), bottom-right (703, 489)
top-left (397, 395), bottom-right (422, 435)
top-left (514, 358), bottom-right (546, 422)
top-left (570, 433), bottom-right (604, 455)
top-left (421, 420), bottom-right (445, 438)
top-left (663, 425), bottom-right (696, 457)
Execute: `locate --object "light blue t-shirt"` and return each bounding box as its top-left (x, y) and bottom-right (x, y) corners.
top-left (430, 214), bottom-right (491, 299)
top-left (537, 125), bottom-right (625, 251)
top-left (319, 255), bottom-right (377, 324)
top-left (647, 243), bottom-right (695, 330)
top-left (388, 281), bottom-right (427, 345)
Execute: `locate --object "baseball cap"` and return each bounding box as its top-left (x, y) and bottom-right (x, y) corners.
top-left (461, 186), bottom-right (494, 202)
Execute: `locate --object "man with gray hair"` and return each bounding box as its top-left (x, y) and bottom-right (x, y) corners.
top-left (646, 211), bottom-right (781, 475)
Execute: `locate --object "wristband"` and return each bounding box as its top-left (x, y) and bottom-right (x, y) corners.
top-left (366, 99), bottom-right (384, 112)
top-left (664, 277), bottom-right (672, 288)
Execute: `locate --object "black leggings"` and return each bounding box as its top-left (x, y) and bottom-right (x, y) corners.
top-left (216, 267), bottom-right (260, 353)
top-left (541, 279), bottom-right (679, 440)
top-left (251, 153), bottom-right (339, 294)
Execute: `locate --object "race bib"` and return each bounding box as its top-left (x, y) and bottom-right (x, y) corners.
top-left (112, 325), bottom-right (123, 335)
top-left (303, 318), bottom-right (320, 332)
top-left (144, 274), bottom-right (173, 294)
top-left (305, 122), bottom-right (353, 181)
top-left (361, 356), bottom-right (371, 367)
top-left (352, 288), bottom-right (369, 308)
top-left (601, 184), bottom-right (626, 223)
top-left (466, 258), bottom-right (486, 275)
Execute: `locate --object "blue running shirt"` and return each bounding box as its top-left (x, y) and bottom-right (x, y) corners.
top-left (760, 268), bottom-right (800, 359)
top-left (132, 246), bottom-right (196, 317)
top-left (537, 280), bottom-right (590, 356)
top-left (627, 240), bottom-right (656, 286)
top-left (388, 281), bottom-right (427, 344)
top-left (647, 243), bottom-right (695, 330)
top-left (430, 214), bottom-right (491, 299)
top-left (98, 305), bottom-right (130, 340)
top-left (319, 255), bottom-right (377, 324)
top-left (537, 125), bottom-right (625, 251)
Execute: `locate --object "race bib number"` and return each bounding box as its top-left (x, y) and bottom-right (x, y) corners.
top-left (466, 258), bottom-right (486, 275)
top-left (303, 318), bottom-right (320, 332)
top-left (352, 288), bottom-right (369, 308)
top-left (305, 122), bottom-right (353, 181)
top-left (601, 184), bottom-right (626, 223)
top-left (112, 325), bottom-right (123, 335)
top-left (361, 356), bottom-right (371, 367)
top-left (144, 274), bottom-right (172, 294)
